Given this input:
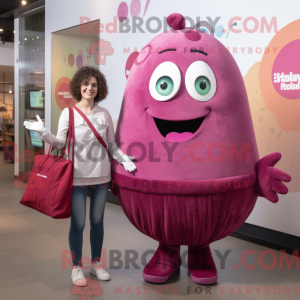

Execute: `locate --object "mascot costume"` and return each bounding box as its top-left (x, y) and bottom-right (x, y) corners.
top-left (111, 13), bottom-right (291, 285)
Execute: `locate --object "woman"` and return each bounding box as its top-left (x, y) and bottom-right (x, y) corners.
top-left (23, 66), bottom-right (136, 286)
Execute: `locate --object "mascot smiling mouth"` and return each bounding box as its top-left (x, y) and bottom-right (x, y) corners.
top-left (153, 116), bottom-right (205, 142)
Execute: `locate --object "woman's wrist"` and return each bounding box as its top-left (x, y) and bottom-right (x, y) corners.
top-left (40, 127), bottom-right (47, 137)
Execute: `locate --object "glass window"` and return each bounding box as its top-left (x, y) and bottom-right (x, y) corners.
top-left (19, 7), bottom-right (45, 173)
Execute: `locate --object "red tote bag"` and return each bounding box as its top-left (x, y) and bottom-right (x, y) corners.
top-left (20, 107), bottom-right (75, 219)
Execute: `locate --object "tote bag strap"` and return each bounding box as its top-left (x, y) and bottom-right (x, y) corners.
top-left (47, 107), bottom-right (75, 163)
top-left (72, 105), bottom-right (110, 156)
top-left (67, 107), bottom-right (75, 162)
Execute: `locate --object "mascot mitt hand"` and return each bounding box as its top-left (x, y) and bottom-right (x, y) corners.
top-left (255, 152), bottom-right (291, 203)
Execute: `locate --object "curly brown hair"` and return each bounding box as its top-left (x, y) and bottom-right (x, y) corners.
top-left (69, 65), bottom-right (108, 104)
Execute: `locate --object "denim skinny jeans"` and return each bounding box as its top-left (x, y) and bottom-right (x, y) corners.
top-left (69, 181), bottom-right (110, 266)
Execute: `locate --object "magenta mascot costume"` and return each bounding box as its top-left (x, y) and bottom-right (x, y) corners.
top-left (111, 13), bottom-right (291, 285)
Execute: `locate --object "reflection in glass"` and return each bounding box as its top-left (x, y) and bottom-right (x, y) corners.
top-left (19, 8), bottom-right (45, 173)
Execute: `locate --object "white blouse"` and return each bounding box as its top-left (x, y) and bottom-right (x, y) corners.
top-left (38, 103), bottom-right (125, 186)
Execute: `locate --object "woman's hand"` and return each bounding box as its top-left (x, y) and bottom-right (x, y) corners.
top-left (119, 155), bottom-right (136, 172)
top-left (23, 115), bottom-right (45, 134)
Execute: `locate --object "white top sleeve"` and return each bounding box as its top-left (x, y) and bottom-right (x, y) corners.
top-left (38, 108), bottom-right (69, 150)
top-left (105, 111), bottom-right (127, 162)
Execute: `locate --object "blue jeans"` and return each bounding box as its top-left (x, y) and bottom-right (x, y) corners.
top-left (68, 182), bottom-right (110, 267)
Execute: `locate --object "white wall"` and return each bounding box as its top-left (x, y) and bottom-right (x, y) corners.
top-left (45, 0), bottom-right (300, 237)
top-left (0, 42), bottom-right (14, 67)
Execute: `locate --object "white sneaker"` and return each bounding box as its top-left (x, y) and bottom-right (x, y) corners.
top-left (71, 266), bottom-right (87, 286)
top-left (90, 261), bottom-right (110, 280)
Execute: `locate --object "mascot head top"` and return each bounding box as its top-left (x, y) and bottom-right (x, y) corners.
top-left (113, 13), bottom-right (259, 182)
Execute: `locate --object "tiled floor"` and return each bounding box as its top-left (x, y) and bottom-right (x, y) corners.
top-left (0, 150), bottom-right (299, 300)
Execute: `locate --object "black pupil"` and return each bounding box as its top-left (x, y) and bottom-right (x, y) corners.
top-left (160, 81), bottom-right (168, 90)
top-left (200, 81), bottom-right (206, 90)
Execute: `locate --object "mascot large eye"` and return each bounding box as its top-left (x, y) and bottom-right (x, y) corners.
top-left (194, 76), bottom-right (211, 95)
top-left (156, 76), bottom-right (174, 96)
top-left (149, 61), bottom-right (181, 101)
top-left (185, 61), bottom-right (216, 102)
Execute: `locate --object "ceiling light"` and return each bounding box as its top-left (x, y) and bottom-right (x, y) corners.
top-left (13, 31), bottom-right (15, 33)
top-left (0, 29), bottom-right (3, 32)
top-left (24, 38), bottom-right (27, 40)
top-left (37, 37), bottom-right (39, 39)
top-left (22, 1), bottom-right (27, 5)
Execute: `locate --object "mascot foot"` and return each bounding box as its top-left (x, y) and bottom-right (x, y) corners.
top-left (143, 243), bottom-right (181, 283)
top-left (188, 245), bottom-right (218, 285)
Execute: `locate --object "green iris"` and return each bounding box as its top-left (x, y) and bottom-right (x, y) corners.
top-left (195, 76), bottom-right (211, 95)
top-left (156, 76), bottom-right (173, 96)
